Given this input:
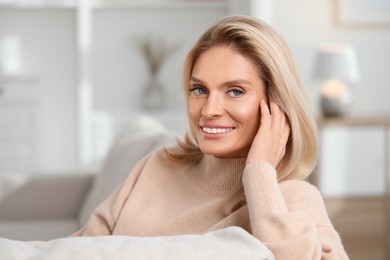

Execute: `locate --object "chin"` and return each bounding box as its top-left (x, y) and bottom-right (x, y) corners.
top-left (199, 145), bottom-right (223, 157)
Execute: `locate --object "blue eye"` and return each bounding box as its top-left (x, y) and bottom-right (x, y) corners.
top-left (227, 89), bottom-right (244, 97)
top-left (190, 86), bottom-right (208, 96)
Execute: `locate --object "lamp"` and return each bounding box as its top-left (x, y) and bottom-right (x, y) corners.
top-left (313, 43), bottom-right (360, 117)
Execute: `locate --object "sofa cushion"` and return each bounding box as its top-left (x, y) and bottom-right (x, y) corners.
top-left (0, 220), bottom-right (79, 241)
top-left (78, 116), bottom-right (175, 227)
top-left (0, 227), bottom-right (274, 259)
top-left (0, 174), bottom-right (93, 220)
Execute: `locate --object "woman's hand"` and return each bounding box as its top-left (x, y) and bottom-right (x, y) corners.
top-left (246, 100), bottom-right (290, 167)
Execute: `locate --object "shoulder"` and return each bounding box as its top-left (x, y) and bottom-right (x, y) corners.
top-left (140, 145), bottom-right (190, 174)
top-left (118, 147), bottom-right (168, 186)
top-left (146, 145), bottom-right (178, 166)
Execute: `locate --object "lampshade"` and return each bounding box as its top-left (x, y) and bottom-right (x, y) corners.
top-left (313, 43), bottom-right (360, 82)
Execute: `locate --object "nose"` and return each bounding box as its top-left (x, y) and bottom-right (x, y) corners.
top-left (201, 93), bottom-right (224, 118)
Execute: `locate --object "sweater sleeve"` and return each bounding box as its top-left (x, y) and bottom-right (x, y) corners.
top-left (72, 154), bottom-right (151, 237)
top-left (243, 161), bottom-right (349, 260)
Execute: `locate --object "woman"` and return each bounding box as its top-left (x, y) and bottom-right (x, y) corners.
top-left (74, 15), bottom-right (349, 259)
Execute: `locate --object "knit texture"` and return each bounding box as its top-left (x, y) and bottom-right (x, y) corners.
top-left (73, 147), bottom-right (349, 259)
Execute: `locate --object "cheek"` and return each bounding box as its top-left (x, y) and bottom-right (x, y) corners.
top-left (188, 100), bottom-right (200, 123)
top-left (234, 102), bottom-right (261, 136)
top-left (235, 102), bottom-right (260, 123)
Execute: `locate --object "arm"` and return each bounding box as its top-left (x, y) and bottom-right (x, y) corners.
top-left (244, 100), bottom-right (348, 259)
top-left (72, 154), bottom-right (151, 236)
top-left (243, 162), bottom-right (349, 259)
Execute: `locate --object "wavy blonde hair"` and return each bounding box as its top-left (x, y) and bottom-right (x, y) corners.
top-left (165, 15), bottom-right (318, 213)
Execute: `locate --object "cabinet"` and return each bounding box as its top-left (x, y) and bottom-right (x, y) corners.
top-left (318, 117), bottom-right (390, 260)
top-left (318, 117), bottom-right (390, 197)
top-left (0, 98), bottom-right (37, 171)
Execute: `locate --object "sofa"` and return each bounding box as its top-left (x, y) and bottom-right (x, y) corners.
top-left (0, 116), bottom-right (176, 241)
top-left (0, 116), bottom-right (275, 260)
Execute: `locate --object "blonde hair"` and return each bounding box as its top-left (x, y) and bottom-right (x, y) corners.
top-left (165, 15), bottom-right (318, 213)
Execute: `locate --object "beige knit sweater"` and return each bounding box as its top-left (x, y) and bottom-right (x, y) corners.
top-left (73, 147), bottom-right (349, 259)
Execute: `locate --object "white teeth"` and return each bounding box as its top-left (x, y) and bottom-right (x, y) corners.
top-left (202, 127), bottom-right (233, 134)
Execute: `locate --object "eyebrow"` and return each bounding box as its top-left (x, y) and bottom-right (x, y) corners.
top-left (190, 76), bottom-right (253, 88)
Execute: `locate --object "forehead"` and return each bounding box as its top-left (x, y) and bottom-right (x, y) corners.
top-left (191, 46), bottom-right (261, 82)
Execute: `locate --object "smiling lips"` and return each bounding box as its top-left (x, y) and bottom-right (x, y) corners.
top-left (201, 126), bottom-right (234, 134)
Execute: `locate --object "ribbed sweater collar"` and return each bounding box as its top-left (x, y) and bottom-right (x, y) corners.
top-left (194, 154), bottom-right (246, 196)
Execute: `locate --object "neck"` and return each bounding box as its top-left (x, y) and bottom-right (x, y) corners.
top-left (195, 154), bottom-right (246, 196)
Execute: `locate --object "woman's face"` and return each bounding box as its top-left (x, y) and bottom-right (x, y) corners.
top-left (188, 46), bottom-right (268, 158)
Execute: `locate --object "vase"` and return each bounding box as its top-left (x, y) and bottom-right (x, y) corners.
top-left (141, 77), bottom-right (166, 110)
top-left (321, 92), bottom-right (352, 117)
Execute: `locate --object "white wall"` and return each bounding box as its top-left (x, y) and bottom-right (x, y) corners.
top-left (269, 0), bottom-right (390, 197)
top-left (88, 5), bottom-right (229, 167)
top-left (272, 0), bottom-right (390, 117)
top-left (0, 3), bottom-right (229, 172)
top-left (0, 9), bottom-right (78, 171)
top-left (91, 6), bottom-right (227, 116)
top-left (1, 0), bottom-right (389, 185)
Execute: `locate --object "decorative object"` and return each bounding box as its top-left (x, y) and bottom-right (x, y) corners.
top-left (313, 43), bottom-right (360, 117)
top-left (334, 0), bottom-right (390, 27)
top-left (138, 36), bottom-right (178, 110)
top-left (141, 75), bottom-right (166, 110)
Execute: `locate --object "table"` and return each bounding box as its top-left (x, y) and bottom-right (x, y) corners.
top-left (318, 116), bottom-right (390, 259)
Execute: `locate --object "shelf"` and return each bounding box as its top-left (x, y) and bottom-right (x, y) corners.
top-left (0, 74), bottom-right (39, 85)
top-left (92, 0), bottom-right (226, 9)
top-left (317, 116), bottom-right (390, 127)
top-left (0, 0), bottom-right (227, 10)
top-left (0, 0), bottom-right (76, 9)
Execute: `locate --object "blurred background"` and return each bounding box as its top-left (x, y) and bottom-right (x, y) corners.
top-left (0, 0), bottom-right (389, 259)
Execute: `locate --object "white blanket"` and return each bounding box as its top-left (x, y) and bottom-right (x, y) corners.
top-left (0, 227), bottom-right (274, 260)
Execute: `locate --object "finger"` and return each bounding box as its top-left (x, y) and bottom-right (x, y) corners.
top-left (281, 117), bottom-right (291, 143)
top-left (279, 109), bottom-right (288, 132)
top-left (260, 99), bottom-right (270, 115)
top-left (271, 103), bottom-right (288, 134)
top-left (269, 100), bottom-right (279, 115)
top-left (260, 99), bottom-right (271, 125)
top-left (269, 101), bottom-right (282, 129)
top-left (282, 109), bottom-right (291, 135)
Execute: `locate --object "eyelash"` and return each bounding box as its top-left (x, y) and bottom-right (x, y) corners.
top-left (189, 85), bottom-right (208, 95)
top-left (189, 85), bottom-right (245, 97)
top-left (227, 88), bottom-right (244, 97)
